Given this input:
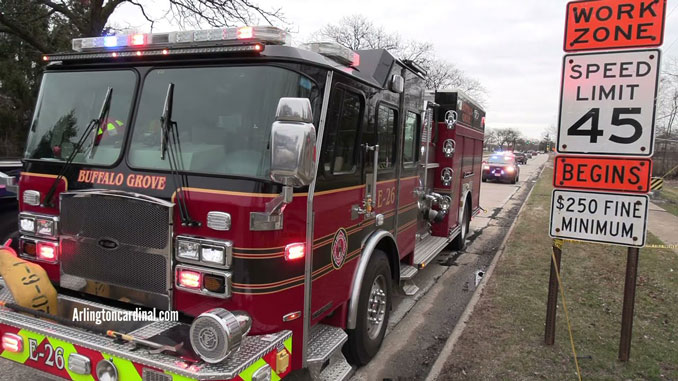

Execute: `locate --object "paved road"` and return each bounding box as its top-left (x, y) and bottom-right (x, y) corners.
top-left (0, 154), bottom-right (548, 380)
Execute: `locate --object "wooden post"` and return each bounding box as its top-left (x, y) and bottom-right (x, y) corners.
top-left (619, 247), bottom-right (640, 362)
top-left (544, 239), bottom-right (563, 345)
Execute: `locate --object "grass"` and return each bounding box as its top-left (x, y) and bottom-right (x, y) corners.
top-left (654, 180), bottom-right (678, 218)
top-left (440, 161), bottom-right (678, 380)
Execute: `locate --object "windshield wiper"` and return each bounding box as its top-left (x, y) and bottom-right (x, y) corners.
top-left (160, 83), bottom-right (199, 227)
top-left (43, 87), bottom-right (113, 208)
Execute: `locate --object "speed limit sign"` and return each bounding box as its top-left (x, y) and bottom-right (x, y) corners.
top-left (557, 49), bottom-right (660, 156)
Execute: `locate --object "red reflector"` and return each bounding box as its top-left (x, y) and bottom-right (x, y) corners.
top-left (162, 49), bottom-right (169, 55)
top-left (237, 26), bottom-right (253, 39)
top-left (112, 52), bottom-right (118, 58)
top-left (130, 34), bottom-right (146, 46)
top-left (36, 241), bottom-right (58, 262)
top-left (178, 269), bottom-right (201, 289)
top-left (284, 243), bottom-right (305, 261)
top-left (2, 333), bottom-right (23, 353)
top-left (254, 44), bottom-right (262, 51)
top-left (351, 53), bottom-right (360, 67)
top-left (135, 51), bottom-right (142, 56)
top-left (42, 55), bottom-right (49, 62)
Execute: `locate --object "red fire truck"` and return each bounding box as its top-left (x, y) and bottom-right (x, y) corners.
top-left (0, 26), bottom-right (484, 380)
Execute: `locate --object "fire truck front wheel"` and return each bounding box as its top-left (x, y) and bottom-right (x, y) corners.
top-left (345, 250), bottom-right (392, 366)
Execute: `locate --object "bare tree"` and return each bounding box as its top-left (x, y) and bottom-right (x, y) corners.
top-left (495, 128), bottom-right (522, 150)
top-left (314, 14), bottom-right (487, 103)
top-left (422, 58), bottom-right (486, 104)
top-left (0, 0), bottom-right (284, 53)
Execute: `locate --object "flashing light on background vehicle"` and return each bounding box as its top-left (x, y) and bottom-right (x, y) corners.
top-left (104, 36), bottom-right (118, 47)
top-left (483, 165), bottom-right (490, 170)
top-left (178, 269), bottom-right (202, 289)
top-left (506, 166), bottom-right (515, 173)
top-left (284, 243), bottom-right (305, 261)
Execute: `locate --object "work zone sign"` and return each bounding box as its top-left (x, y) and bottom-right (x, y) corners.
top-left (553, 155), bottom-right (652, 193)
top-left (557, 49), bottom-right (660, 156)
top-left (550, 190), bottom-right (648, 247)
top-left (564, 0), bottom-right (666, 52)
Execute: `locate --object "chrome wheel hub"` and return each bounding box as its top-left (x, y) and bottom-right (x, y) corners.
top-left (366, 274), bottom-right (387, 340)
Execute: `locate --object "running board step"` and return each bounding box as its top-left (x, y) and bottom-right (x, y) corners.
top-left (400, 264), bottom-right (418, 281)
top-left (318, 352), bottom-right (353, 381)
top-left (399, 264), bottom-right (420, 296)
top-left (308, 324), bottom-right (350, 380)
top-left (413, 236), bottom-right (450, 269)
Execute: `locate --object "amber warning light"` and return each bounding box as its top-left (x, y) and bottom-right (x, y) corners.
top-left (564, 0), bottom-right (666, 52)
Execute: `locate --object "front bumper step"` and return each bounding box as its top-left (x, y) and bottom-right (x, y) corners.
top-left (0, 278), bottom-right (291, 380)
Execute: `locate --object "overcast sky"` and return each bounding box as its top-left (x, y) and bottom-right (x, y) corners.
top-left (112, 0), bottom-right (678, 140)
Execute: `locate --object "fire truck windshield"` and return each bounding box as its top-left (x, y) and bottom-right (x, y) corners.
top-left (128, 65), bottom-right (318, 179)
top-left (24, 70), bottom-right (136, 165)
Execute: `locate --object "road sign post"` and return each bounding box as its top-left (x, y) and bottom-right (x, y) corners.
top-left (619, 247), bottom-right (640, 361)
top-left (544, 240), bottom-right (563, 346)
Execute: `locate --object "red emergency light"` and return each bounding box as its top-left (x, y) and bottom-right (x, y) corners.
top-left (2, 333), bottom-right (23, 353)
top-left (36, 241), bottom-right (58, 263)
top-left (177, 269), bottom-right (202, 289)
top-left (284, 243), bottom-right (305, 261)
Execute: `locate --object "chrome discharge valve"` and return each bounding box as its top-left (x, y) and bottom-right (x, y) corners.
top-left (189, 309), bottom-right (252, 363)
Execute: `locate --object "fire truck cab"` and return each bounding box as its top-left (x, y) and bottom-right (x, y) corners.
top-left (0, 26), bottom-right (484, 380)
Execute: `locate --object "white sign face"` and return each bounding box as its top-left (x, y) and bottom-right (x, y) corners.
top-left (550, 190), bottom-right (648, 247)
top-left (557, 49), bottom-right (660, 156)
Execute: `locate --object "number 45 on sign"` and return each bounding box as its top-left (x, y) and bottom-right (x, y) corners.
top-left (558, 49), bottom-right (660, 156)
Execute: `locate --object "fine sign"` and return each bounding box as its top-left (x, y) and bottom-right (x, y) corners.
top-left (550, 189), bottom-right (648, 247)
top-left (553, 155), bottom-right (652, 193)
top-left (564, 0), bottom-right (666, 52)
top-left (557, 49), bottom-right (660, 156)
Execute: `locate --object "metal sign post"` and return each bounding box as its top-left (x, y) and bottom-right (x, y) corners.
top-left (544, 240), bottom-right (563, 345)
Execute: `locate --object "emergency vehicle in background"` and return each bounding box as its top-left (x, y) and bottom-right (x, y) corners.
top-left (0, 26), bottom-right (484, 380)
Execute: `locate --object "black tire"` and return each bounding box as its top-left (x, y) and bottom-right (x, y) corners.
top-left (481, 176), bottom-right (486, 182)
top-left (511, 175), bottom-right (517, 184)
top-left (452, 202), bottom-right (471, 250)
top-left (345, 250), bottom-right (392, 366)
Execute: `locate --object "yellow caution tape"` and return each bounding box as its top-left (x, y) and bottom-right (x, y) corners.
top-left (550, 247), bottom-right (583, 381)
top-left (559, 239), bottom-right (677, 250)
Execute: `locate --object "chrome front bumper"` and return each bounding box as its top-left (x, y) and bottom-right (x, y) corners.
top-left (0, 278), bottom-right (291, 380)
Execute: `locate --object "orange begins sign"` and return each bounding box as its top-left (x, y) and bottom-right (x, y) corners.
top-left (553, 155), bottom-right (652, 193)
top-left (564, 0), bottom-right (666, 52)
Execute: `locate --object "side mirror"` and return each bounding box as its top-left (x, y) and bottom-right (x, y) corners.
top-left (270, 98), bottom-right (316, 187)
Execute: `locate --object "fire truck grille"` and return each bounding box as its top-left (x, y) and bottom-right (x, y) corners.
top-left (60, 194), bottom-right (169, 249)
top-left (59, 191), bottom-right (172, 296)
top-left (61, 240), bottom-right (168, 293)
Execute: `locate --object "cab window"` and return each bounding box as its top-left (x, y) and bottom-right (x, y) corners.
top-left (403, 111), bottom-right (419, 164)
top-left (322, 87), bottom-right (363, 174)
top-left (377, 104), bottom-right (397, 169)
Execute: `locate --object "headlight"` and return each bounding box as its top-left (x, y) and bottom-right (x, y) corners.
top-left (36, 218), bottom-right (55, 236)
top-left (201, 246), bottom-right (225, 265)
top-left (177, 240), bottom-right (200, 260)
top-left (20, 217), bottom-right (35, 233)
top-left (176, 236), bottom-right (233, 269)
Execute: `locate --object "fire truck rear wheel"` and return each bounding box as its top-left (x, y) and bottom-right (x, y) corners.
top-left (451, 202), bottom-right (470, 251)
top-left (345, 250), bottom-right (392, 366)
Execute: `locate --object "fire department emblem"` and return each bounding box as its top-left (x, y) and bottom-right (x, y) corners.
top-left (331, 228), bottom-right (348, 269)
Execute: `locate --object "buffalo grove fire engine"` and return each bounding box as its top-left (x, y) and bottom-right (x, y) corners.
top-left (0, 26), bottom-right (485, 380)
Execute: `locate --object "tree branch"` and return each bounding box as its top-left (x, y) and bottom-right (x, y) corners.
top-left (0, 11), bottom-right (51, 53)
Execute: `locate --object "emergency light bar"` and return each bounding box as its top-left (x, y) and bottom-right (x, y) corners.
top-left (71, 26), bottom-right (289, 52)
top-left (301, 42), bottom-right (360, 67)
